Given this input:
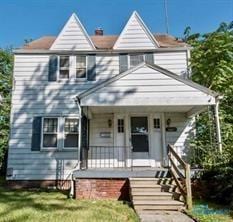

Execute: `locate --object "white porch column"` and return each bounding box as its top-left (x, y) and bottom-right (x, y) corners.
top-left (214, 99), bottom-right (222, 153)
top-left (161, 113), bottom-right (167, 166)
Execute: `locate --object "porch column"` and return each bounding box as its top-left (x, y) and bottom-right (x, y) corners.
top-left (214, 99), bottom-right (222, 153)
top-left (161, 113), bottom-right (168, 166)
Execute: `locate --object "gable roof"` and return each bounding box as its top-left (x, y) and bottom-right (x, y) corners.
top-left (22, 34), bottom-right (186, 50)
top-left (113, 11), bottom-right (160, 50)
top-left (50, 13), bottom-right (96, 50)
top-left (79, 62), bottom-right (217, 101)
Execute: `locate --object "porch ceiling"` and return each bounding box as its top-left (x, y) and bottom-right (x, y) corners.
top-left (88, 105), bottom-right (207, 117)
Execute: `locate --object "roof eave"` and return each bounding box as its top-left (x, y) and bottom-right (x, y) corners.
top-left (13, 46), bottom-right (191, 54)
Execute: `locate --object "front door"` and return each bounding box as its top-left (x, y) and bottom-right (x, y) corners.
top-left (131, 117), bottom-right (150, 166)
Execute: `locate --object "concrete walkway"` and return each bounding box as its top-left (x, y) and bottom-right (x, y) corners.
top-left (138, 211), bottom-right (194, 222)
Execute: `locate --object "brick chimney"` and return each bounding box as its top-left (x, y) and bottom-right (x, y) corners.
top-left (95, 28), bottom-right (103, 36)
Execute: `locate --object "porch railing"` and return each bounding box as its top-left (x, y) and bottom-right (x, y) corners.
top-left (88, 146), bottom-right (133, 168)
top-left (168, 144), bottom-right (192, 210)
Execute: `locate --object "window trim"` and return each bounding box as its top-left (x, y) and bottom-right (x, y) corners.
top-left (58, 55), bottom-right (70, 80)
top-left (75, 55), bottom-right (88, 81)
top-left (62, 117), bottom-right (80, 150)
top-left (41, 117), bottom-right (59, 150)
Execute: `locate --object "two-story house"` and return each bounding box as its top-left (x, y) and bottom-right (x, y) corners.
top-left (7, 11), bottom-right (220, 210)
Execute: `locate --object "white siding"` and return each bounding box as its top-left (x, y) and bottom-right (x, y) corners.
top-left (89, 114), bottom-right (114, 146)
top-left (114, 12), bottom-right (158, 49)
top-left (8, 50), bottom-right (200, 179)
top-left (165, 113), bottom-right (194, 160)
top-left (154, 51), bottom-right (188, 76)
top-left (81, 65), bottom-right (215, 106)
top-left (50, 14), bottom-right (95, 51)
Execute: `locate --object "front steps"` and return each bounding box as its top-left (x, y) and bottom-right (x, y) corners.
top-left (130, 178), bottom-right (185, 212)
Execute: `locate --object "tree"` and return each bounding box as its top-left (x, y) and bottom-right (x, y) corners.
top-left (184, 21), bottom-right (233, 168)
top-left (0, 48), bottom-right (13, 173)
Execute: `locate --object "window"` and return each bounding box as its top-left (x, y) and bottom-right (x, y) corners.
top-left (130, 54), bottom-right (144, 67)
top-left (118, 119), bottom-right (124, 133)
top-left (154, 118), bottom-right (160, 129)
top-left (42, 118), bottom-right (58, 148)
top-left (76, 56), bottom-right (87, 79)
top-left (64, 118), bottom-right (79, 148)
top-left (59, 56), bottom-right (69, 79)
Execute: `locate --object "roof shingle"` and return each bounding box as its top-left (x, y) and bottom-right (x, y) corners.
top-left (22, 34), bottom-right (187, 50)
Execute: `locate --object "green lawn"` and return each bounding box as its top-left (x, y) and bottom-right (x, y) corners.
top-left (0, 186), bottom-right (139, 222)
top-left (188, 200), bottom-right (233, 222)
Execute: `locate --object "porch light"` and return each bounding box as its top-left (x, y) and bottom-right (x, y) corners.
top-left (108, 119), bottom-right (112, 128)
top-left (166, 118), bottom-right (171, 126)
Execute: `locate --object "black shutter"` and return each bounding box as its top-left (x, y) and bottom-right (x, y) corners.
top-left (48, 55), bottom-right (58, 81)
top-left (80, 115), bottom-right (89, 169)
top-left (87, 55), bottom-right (96, 81)
top-left (31, 117), bottom-right (42, 151)
top-left (119, 54), bottom-right (128, 73)
top-left (145, 53), bottom-right (154, 65)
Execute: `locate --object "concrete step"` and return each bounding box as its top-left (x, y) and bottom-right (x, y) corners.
top-left (132, 195), bottom-right (173, 201)
top-left (130, 183), bottom-right (162, 188)
top-left (131, 191), bottom-right (172, 196)
top-left (134, 200), bottom-right (184, 206)
top-left (134, 200), bottom-right (184, 211)
top-left (135, 205), bottom-right (184, 211)
top-left (129, 177), bottom-right (169, 181)
top-left (131, 187), bottom-right (162, 192)
top-left (130, 181), bottom-right (162, 186)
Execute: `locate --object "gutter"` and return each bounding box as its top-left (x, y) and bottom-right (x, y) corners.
top-left (13, 47), bottom-right (191, 54)
top-left (69, 96), bottom-right (82, 198)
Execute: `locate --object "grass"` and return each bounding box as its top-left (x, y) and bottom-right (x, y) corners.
top-left (188, 199), bottom-right (233, 222)
top-left (0, 183), bottom-right (139, 222)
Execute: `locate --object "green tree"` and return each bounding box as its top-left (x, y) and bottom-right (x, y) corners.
top-left (184, 22), bottom-right (233, 168)
top-left (0, 48), bottom-right (13, 172)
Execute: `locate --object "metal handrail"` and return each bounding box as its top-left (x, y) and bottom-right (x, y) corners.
top-left (168, 144), bottom-right (192, 210)
top-left (88, 146), bottom-right (133, 169)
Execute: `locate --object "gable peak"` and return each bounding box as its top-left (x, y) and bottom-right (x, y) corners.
top-left (50, 13), bottom-right (96, 51)
top-left (113, 11), bottom-right (160, 49)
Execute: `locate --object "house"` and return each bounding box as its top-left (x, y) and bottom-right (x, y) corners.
top-left (7, 11), bottom-right (221, 211)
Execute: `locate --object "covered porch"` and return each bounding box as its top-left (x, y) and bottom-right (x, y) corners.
top-left (77, 63), bottom-right (219, 170)
top-left (79, 105), bottom-right (212, 170)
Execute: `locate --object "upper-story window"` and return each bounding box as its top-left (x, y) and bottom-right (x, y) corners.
top-left (130, 54), bottom-right (144, 67)
top-left (59, 56), bottom-right (69, 79)
top-left (76, 56), bottom-right (87, 79)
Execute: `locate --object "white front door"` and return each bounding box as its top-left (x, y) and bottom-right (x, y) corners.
top-left (130, 116), bottom-right (151, 166)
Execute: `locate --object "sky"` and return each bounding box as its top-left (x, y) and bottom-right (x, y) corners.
top-left (0, 0), bottom-right (232, 48)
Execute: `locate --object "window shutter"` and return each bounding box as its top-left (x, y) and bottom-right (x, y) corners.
top-left (48, 55), bottom-right (58, 81)
top-left (87, 55), bottom-right (96, 81)
top-left (80, 115), bottom-right (89, 169)
top-left (145, 53), bottom-right (154, 65)
top-left (119, 54), bottom-right (128, 73)
top-left (31, 117), bottom-right (42, 151)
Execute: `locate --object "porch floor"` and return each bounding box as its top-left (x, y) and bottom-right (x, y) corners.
top-left (73, 167), bottom-right (170, 179)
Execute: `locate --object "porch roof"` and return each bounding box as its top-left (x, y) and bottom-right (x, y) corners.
top-left (78, 63), bottom-right (217, 110)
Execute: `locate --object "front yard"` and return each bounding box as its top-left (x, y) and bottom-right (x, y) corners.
top-left (0, 185), bottom-right (138, 222)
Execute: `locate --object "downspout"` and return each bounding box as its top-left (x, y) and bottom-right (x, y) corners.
top-left (69, 96), bottom-right (82, 198)
top-left (214, 96), bottom-right (223, 153)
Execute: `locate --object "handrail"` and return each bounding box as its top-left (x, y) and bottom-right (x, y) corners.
top-left (168, 144), bottom-right (192, 210)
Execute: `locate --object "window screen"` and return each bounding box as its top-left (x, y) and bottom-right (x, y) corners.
top-left (64, 118), bottom-right (79, 148)
top-left (76, 56), bottom-right (87, 79)
top-left (130, 54), bottom-right (144, 67)
top-left (59, 56), bottom-right (69, 79)
top-left (43, 118), bottom-right (58, 147)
